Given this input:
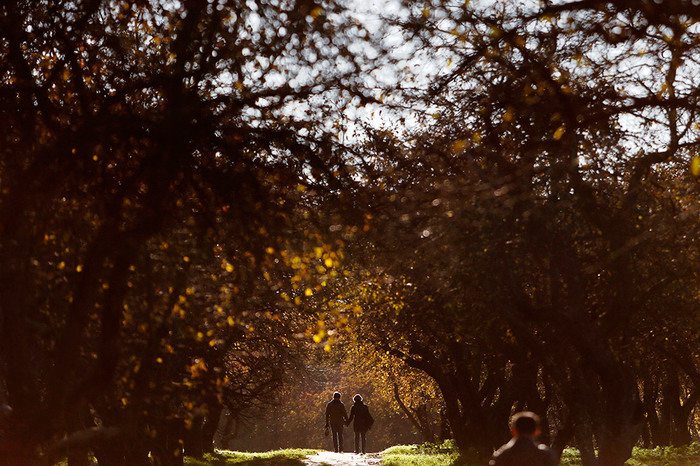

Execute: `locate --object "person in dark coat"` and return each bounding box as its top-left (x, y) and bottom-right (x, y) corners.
top-left (346, 394), bottom-right (374, 454)
top-left (490, 411), bottom-right (559, 466)
top-left (325, 392), bottom-right (348, 453)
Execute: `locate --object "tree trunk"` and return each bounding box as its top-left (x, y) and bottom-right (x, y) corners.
top-left (442, 386), bottom-right (493, 461)
top-left (152, 420), bottom-right (185, 466)
top-left (94, 437), bottom-right (151, 466)
top-left (67, 449), bottom-right (91, 466)
top-left (213, 409), bottom-right (236, 449)
top-left (392, 383), bottom-right (436, 443)
top-left (124, 452), bottom-right (152, 466)
top-left (438, 408), bottom-right (451, 441)
top-left (575, 432), bottom-right (598, 466)
top-left (199, 407), bottom-right (222, 454)
top-left (550, 417), bottom-right (574, 457)
top-left (597, 376), bottom-right (643, 466)
top-left (664, 370), bottom-right (694, 446)
top-left (641, 375), bottom-right (661, 447)
top-left (93, 444), bottom-right (122, 466)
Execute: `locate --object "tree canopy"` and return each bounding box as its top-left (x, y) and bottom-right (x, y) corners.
top-left (0, 1), bottom-right (699, 466)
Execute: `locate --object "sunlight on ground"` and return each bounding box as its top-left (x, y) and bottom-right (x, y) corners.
top-left (184, 448), bottom-right (317, 465)
top-left (380, 444), bottom-right (460, 466)
top-left (176, 442), bottom-right (700, 466)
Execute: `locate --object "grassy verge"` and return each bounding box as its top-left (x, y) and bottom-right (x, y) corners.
top-left (382, 441), bottom-right (700, 466)
top-left (381, 442), bottom-right (461, 466)
top-left (561, 443), bottom-right (700, 465)
top-left (184, 448), bottom-right (318, 466)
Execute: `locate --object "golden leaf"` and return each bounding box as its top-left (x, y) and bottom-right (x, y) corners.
top-left (553, 126), bottom-right (566, 140)
top-left (691, 156), bottom-right (700, 177)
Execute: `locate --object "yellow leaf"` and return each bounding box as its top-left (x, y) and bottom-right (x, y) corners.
top-left (222, 260), bottom-right (234, 272)
top-left (503, 108), bottom-right (514, 123)
top-left (451, 139), bottom-right (468, 153)
top-left (305, 288), bottom-right (313, 296)
top-left (553, 126), bottom-right (566, 140)
top-left (691, 156), bottom-right (700, 177)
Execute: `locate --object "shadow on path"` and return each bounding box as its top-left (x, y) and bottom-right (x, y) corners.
top-left (303, 451), bottom-right (381, 466)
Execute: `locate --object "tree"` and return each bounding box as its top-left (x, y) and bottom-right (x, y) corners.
top-left (334, 1), bottom-right (700, 464)
top-left (0, 0), bottom-right (380, 463)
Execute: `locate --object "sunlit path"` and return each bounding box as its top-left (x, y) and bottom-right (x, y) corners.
top-left (304, 451), bottom-right (382, 465)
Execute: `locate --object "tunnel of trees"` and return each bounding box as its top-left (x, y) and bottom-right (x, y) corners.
top-left (0, 1), bottom-right (699, 466)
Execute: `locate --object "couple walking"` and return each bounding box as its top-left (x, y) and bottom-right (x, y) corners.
top-left (324, 392), bottom-right (374, 454)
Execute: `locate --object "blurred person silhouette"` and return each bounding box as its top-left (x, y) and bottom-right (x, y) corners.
top-left (346, 394), bottom-right (374, 454)
top-left (324, 391), bottom-right (348, 453)
top-left (490, 411), bottom-right (559, 465)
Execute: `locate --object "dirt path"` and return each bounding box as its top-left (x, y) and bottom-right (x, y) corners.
top-left (303, 451), bottom-right (382, 465)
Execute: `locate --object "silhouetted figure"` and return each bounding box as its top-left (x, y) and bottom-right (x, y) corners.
top-left (325, 392), bottom-right (348, 453)
top-left (346, 394), bottom-right (374, 454)
top-left (490, 411), bottom-right (559, 466)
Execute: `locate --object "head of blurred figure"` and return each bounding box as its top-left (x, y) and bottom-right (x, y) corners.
top-left (510, 411), bottom-right (541, 438)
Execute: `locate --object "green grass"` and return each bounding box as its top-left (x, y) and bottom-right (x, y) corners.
top-left (381, 441), bottom-right (461, 466)
top-left (558, 443), bottom-right (700, 465)
top-left (627, 443), bottom-right (700, 465)
top-left (559, 447), bottom-right (583, 465)
top-left (184, 448), bottom-right (318, 465)
top-left (382, 441), bottom-right (700, 466)
top-left (55, 442), bottom-right (700, 465)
